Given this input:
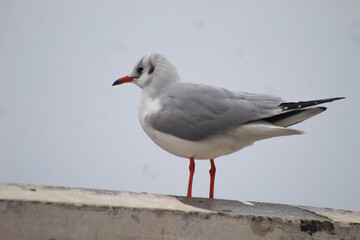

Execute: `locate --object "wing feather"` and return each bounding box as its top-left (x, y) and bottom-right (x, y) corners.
top-left (149, 83), bottom-right (282, 141)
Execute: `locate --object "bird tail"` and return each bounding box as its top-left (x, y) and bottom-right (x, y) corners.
top-left (263, 97), bottom-right (344, 127)
top-left (264, 107), bottom-right (326, 127)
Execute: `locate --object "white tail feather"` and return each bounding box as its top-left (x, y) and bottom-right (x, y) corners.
top-left (272, 107), bottom-right (326, 127)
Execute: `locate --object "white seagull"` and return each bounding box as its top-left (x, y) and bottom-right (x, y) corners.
top-left (112, 54), bottom-right (344, 199)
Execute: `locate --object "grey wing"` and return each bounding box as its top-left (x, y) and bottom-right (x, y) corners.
top-left (149, 83), bottom-right (282, 141)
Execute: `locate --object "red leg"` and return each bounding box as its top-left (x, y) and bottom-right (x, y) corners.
top-left (187, 157), bottom-right (195, 197)
top-left (209, 159), bottom-right (216, 199)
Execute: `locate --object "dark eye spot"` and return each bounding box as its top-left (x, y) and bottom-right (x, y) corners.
top-left (137, 66), bottom-right (144, 74)
top-left (148, 64), bottom-right (154, 74)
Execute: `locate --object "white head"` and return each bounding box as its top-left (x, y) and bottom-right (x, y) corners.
top-left (112, 54), bottom-right (181, 90)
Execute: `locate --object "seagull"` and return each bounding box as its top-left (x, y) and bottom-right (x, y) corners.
top-left (112, 54), bottom-right (344, 199)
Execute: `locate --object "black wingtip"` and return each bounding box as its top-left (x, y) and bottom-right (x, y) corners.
top-left (330, 97), bottom-right (345, 101)
top-left (280, 97), bottom-right (345, 110)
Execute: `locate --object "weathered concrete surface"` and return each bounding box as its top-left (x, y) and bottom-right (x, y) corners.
top-left (0, 183), bottom-right (359, 240)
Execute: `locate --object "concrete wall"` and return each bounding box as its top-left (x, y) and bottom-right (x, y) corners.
top-left (0, 183), bottom-right (359, 240)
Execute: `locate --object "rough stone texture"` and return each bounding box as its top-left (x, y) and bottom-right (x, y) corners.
top-left (0, 183), bottom-right (359, 240)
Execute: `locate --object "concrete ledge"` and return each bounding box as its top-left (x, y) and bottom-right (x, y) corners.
top-left (1, 183), bottom-right (359, 240)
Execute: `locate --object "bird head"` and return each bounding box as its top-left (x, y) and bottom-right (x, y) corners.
top-left (112, 54), bottom-right (180, 89)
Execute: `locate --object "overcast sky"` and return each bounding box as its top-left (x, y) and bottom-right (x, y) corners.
top-left (1, 0), bottom-right (359, 210)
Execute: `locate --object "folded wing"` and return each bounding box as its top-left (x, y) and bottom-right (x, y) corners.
top-left (149, 82), bottom-right (344, 141)
top-left (149, 83), bottom-right (282, 141)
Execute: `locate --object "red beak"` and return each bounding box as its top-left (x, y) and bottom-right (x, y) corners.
top-left (112, 75), bottom-right (136, 86)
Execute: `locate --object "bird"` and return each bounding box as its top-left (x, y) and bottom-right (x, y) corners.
top-left (112, 53), bottom-right (344, 199)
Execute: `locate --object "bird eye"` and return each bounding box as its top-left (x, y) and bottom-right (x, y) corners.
top-left (137, 66), bottom-right (144, 74)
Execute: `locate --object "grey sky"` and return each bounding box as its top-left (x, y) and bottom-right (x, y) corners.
top-left (0, 0), bottom-right (359, 210)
